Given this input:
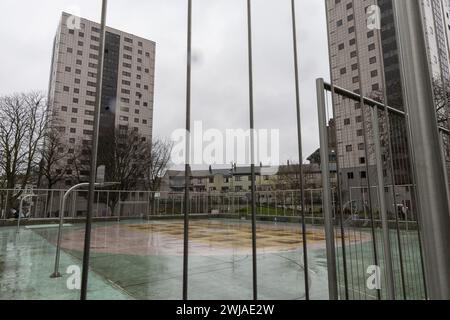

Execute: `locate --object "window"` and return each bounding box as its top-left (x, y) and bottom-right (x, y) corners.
top-left (346, 145), bottom-right (353, 152)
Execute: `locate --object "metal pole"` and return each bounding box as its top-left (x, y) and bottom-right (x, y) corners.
top-left (324, 0), bottom-right (349, 299)
top-left (182, 0), bottom-right (192, 301)
top-left (290, 0), bottom-right (309, 300)
top-left (371, 107), bottom-right (396, 299)
top-left (375, 21), bottom-right (407, 299)
top-left (51, 183), bottom-right (88, 278)
top-left (317, 78), bottom-right (338, 300)
top-left (247, 0), bottom-right (258, 301)
top-left (393, 0), bottom-right (450, 300)
top-left (80, 0), bottom-right (108, 300)
top-left (349, 0), bottom-right (381, 299)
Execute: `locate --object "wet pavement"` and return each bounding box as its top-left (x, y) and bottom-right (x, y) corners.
top-left (0, 219), bottom-right (423, 300)
top-left (0, 225), bottom-right (132, 300)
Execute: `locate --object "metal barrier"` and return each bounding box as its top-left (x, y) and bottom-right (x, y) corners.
top-left (317, 76), bottom-right (450, 300)
top-left (1, 188), bottom-right (327, 221)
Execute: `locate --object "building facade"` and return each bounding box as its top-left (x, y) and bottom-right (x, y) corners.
top-left (325, 0), bottom-right (450, 209)
top-left (47, 12), bottom-right (155, 185)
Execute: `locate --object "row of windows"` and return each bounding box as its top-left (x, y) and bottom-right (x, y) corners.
top-left (343, 115), bottom-right (363, 125)
top-left (68, 29), bottom-right (152, 56)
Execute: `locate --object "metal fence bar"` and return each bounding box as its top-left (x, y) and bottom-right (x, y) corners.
top-left (290, 0), bottom-right (309, 299)
top-left (371, 107), bottom-right (396, 299)
top-left (393, 0), bottom-right (450, 300)
top-left (247, 0), bottom-right (258, 301)
top-left (317, 78), bottom-right (338, 300)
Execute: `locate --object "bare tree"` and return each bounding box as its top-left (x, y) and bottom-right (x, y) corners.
top-left (37, 126), bottom-right (69, 190)
top-left (432, 78), bottom-right (450, 127)
top-left (144, 138), bottom-right (173, 192)
top-left (0, 92), bottom-right (49, 217)
top-left (97, 127), bottom-right (150, 191)
top-left (71, 127), bottom-right (151, 216)
top-left (68, 143), bottom-right (91, 184)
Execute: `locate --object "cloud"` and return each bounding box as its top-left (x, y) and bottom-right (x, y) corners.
top-left (0, 0), bottom-right (330, 166)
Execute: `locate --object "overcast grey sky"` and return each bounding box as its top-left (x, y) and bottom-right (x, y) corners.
top-left (0, 0), bottom-right (330, 168)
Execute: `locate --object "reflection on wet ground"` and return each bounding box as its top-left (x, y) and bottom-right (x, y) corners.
top-left (42, 220), bottom-right (368, 256)
top-left (1, 219), bottom-right (371, 300)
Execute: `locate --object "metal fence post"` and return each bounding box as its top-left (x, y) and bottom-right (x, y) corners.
top-left (317, 78), bottom-right (338, 300)
top-left (80, 0), bottom-right (108, 300)
top-left (393, 0), bottom-right (450, 299)
top-left (371, 107), bottom-right (396, 299)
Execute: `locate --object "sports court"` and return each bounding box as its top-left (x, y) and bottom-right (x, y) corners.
top-left (0, 218), bottom-right (424, 300)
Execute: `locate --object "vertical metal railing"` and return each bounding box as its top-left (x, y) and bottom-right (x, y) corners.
top-left (393, 0), bottom-right (450, 300)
